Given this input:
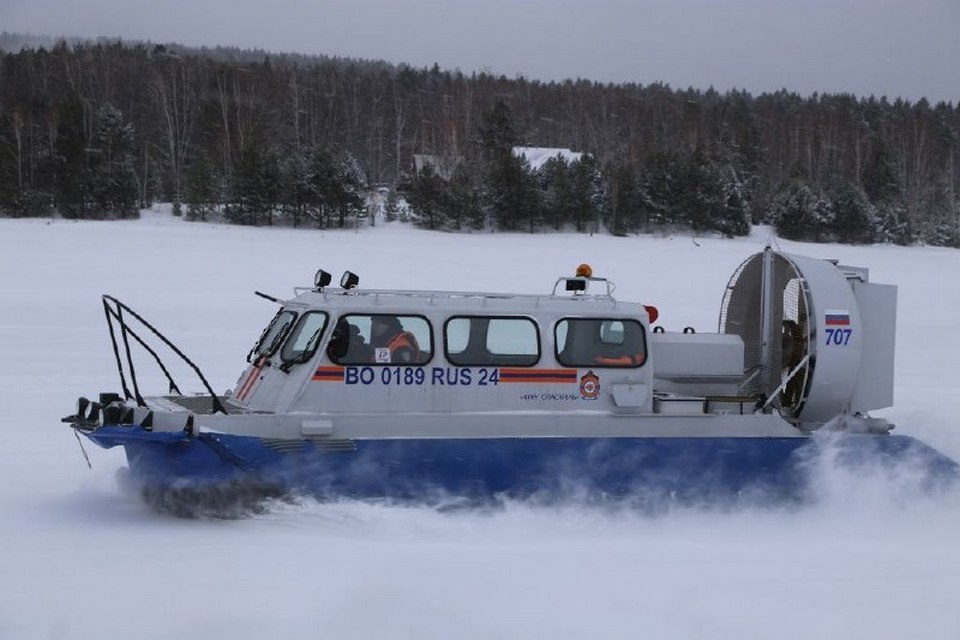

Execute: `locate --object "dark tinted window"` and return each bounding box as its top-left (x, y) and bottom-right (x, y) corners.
top-left (328, 314), bottom-right (432, 365)
top-left (555, 318), bottom-right (646, 368)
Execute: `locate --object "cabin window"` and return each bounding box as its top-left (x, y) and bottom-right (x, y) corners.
top-left (251, 309), bottom-right (298, 360)
top-left (444, 316), bottom-right (540, 367)
top-left (328, 314), bottom-right (433, 365)
top-left (555, 318), bottom-right (647, 368)
top-left (280, 311), bottom-right (329, 364)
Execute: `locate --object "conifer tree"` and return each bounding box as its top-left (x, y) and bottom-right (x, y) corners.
top-left (678, 149), bottom-right (722, 233)
top-left (280, 151), bottom-right (312, 228)
top-left (772, 178), bottom-right (833, 241)
top-left (330, 150), bottom-right (368, 228)
top-left (715, 172), bottom-right (751, 237)
top-left (230, 143), bottom-right (279, 225)
top-left (407, 163), bottom-right (446, 229)
top-left (52, 96), bottom-right (91, 218)
top-left (479, 100), bottom-right (519, 158)
top-left (90, 104), bottom-right (139, 219)
top-left (828, 180), bottom-right (876, 244)
top-left (384, 188), bottom-right (400, 222)
top-left (643, 151), bottom-right (685, 227)
top-left (306, 146), bottom-right (335, 227)
top-left (540, 156), bottom-right (575, 230)
top-left (603, 162), bottom-right (642, 235)
top-left (185, 150), bottom-right (217, 221)
top-left (484, 153), bottom-right (540, 231)
top-left (448, 165), bottom-right (484, 230)
top-left (0, 112), bottom-right (22, 215)
top-left (568, 156), bottom-right (603, 233)
top-left (863, 141), bottom-right (912, 244)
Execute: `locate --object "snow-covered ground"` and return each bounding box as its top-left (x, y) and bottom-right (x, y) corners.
top-left (2, 210), bottom-right (959, 639)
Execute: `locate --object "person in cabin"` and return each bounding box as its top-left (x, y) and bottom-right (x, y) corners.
top-left (328, 318), bottom-right (372, 363)
top-left (327, 319), bottom-right (350, 360)
top-left (370, 315), bottom-right (421, 364)
top-left (593, 321), bottom-right (646, 367)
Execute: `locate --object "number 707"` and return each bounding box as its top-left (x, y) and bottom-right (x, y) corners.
top-left (825, 328), bottom-right (852, 345)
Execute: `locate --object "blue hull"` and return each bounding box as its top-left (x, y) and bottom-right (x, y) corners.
top-left (83, 426), bottom-right (959, 510)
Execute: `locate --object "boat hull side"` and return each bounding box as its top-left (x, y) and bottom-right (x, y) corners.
top-left (81, 426), bottom-right (959, 504)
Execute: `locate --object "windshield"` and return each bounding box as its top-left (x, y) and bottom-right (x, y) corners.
top-left (281, 311), bottom-right (329, 363)
top-left (252, 309), bottom-right (298, 359)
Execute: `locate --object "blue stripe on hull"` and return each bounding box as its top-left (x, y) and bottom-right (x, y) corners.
top-left (85, 426), bottom-right (959, 504)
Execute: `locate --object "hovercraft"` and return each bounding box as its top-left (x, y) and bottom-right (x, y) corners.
top-left (64, 248), bottom-right (958, 512)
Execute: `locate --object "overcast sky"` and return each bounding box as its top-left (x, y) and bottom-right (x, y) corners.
top-left (3, 0), bottom-right (958, 103)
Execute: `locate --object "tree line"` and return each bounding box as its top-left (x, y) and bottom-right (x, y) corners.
top-left (0, 36), bottom-right (957, 246)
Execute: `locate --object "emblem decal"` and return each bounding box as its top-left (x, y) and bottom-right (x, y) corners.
top-left (579, 370), bottom-right (600, 399)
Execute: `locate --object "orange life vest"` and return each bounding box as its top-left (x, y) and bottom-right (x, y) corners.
top-left (594, 352), bottom-right (646, 367)
top-left (385, 331), bottom-right (421, 363)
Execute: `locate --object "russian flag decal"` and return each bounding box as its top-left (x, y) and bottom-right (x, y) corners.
top-left (824, 310), bottom-right (850, 326)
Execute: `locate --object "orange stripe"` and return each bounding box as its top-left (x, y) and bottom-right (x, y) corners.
top-left (312, 366), bottom-right (345, 382)
top-left (236, 359), bottom-right (265, 401)
top-left (234, 366), bottom-right (256, 397)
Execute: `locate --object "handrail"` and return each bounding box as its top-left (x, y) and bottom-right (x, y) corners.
top-left (551, 277), bottom-right (616, 297)
top-left (292, 285), bottom-right (618, 301)
top-left (103, 300), bottom-right (134, 402)
top-left (103, 302), bottom-right (183, 396)
top-left (102, 295), bottom-right (227, 415)
top-left (116, 304), bottom-right (145, 407)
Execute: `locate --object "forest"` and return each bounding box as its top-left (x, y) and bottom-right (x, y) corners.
top-left (0, 34), bottom-right (958, 246)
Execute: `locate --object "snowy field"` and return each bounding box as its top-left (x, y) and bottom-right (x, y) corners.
top-left (2, 210), bottom-right (959, 639)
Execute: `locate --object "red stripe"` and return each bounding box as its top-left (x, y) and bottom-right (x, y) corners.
top-left (312, 366), bottom-right (345, 382)
top-left (499, 368), bottom-right (578, 383)
top-left (312, 367), bottom-right (343, 382)
top-left (236, 361), bottom-right (265, 401)
top-left (500, 368), bottom-right (577, 376)
top-left (234, 367), bottom-right (255, 397)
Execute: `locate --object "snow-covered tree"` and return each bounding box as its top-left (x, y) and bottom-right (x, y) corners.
top-left (407, 163), bottom-right (447, 230)
top-left (90, 104), bottom-right (139, 219)
top-left (923, 220), bottom-right (960, 247)
top-left (330, 150), bottom-right (368, 228)
top-left (384, 188), bottom-right (400, 222)
top-left (280, 151), bottom-right (312, 228)
top-left (828, 180), bottom-right (876, 244)
top-left (302, 146), bottom-right (367, 228)
top-left (642, 151), bottom-right (685, 227)
top-left (874, 200), bottom-right (913, 245)
top-left (483, 152), bottom-right (540, 231)
top-left (568, 155), bottom-right (603, 233)
top-left (714, 167), bottom-right (751, 237)
top-left (540, 156), bottom-right (575, 231)
top-left (773, 179), bottom-right (833, 241)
